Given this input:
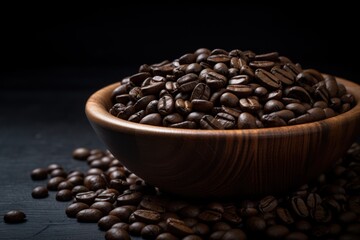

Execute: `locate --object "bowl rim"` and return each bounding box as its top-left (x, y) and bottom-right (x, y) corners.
top-left (85, 76), bottom-right (360, 137)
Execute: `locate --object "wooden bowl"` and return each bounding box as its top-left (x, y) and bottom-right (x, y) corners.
top-left (85, 77), bottom-right (360, 198)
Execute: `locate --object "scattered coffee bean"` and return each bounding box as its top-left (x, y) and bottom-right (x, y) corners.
top-left (28, 143), bottom-right (360, 239)
top-left (31, 186), bottom-right (49, 198)
top-left (31, 168), bottom-right (48, 180)
top-left (4, 210), bottom-right (26, 223)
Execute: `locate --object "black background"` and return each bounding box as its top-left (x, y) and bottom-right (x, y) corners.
top-left (1, 3), bottom-right (360, 91)
top-left (0, 4), bottom-right (359, 240)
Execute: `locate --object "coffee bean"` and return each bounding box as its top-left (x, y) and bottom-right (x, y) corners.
top-left (239, 97), bottom-right (261, 112)
top-left (32, 186), bottom-right (49, 198)
top-left (66, 202), bottom-right (89, 218)
top-left (290, 197), bottom-right (309, 218)
top-left (246, 216), bottom-right (266, 232)
top-left (206, 71), bottom-right (227, 89)
top-left (177, 73), bottom-right (200, 92)
top-left (47, 176), bottom-right (65, 191)
top-left (156, 232), bottom-right (179, 240)
top-left (276, 207), bottom-right (294, 224)
top-left (259, 195), bottom-right (278, 213)
top-left (222, 229), bottom-right (247, 240)
top-left (166, 218), bottom-right (194, 237)
top-left (117, 191), bottom-right (142, 205)
top-left (212, 222), bottom-right (232, 231)
top-left (215, 113), bottom-right (236, 129)
top-left (238, 112), bottom-right (259, 129)
top-left (285, 232), bottom-right (308, 240)
top-left (226, 85), bottom-right (253, 98)
top-left (140, 113), bottom-right (162, 126)
top-left (209, 231), bottom-right (226, 240)
top-left (285, 86), bottom-right (313, 103)
top-left (132, 209), bottom-right (161, 224)
top-left (222, 211), bottom-right (242, 225)
top-left (129, 222), bottom-right (146, 236)
top-left (76, 208), bottom-right (103, 222)
top-left (255, 69), bottom-right (281, 89)
top-left (31, 168), bottom-right (48, 180)
top-left (47, 163), bottom-right (63, 173)
top-left (84, 175), bottom-right (107, 191)
top-left (200, 115), bottom-right (224, 130)
top-left (307, 193), bottom-right (322, 209)
top-left (57, 181), bottom-right (74, 190)
top-left (207, 54), bottom-right (230, 64)
top-left (105, 228), bottom-right (131, 240)
top-left (141, 224), bottom-right (163, 239)
top-left (266, 225), bottom-right (290, 239)
top-left (158, 95), bottom-right (175, 116)
top-left (220, 92), bottom-right (239, 108)
top-left (72, 147), bottom-right (91, 160)
top-left (4, 210), bottom-right (26, 224)
top-left (98, 215), bottom-right (121, 231)
top-left (56, 189), bottom-right (73, 201)
top-left (190, 83), bottom-right (211, 101)
top-left (90, 201), bottom-right (114, 215)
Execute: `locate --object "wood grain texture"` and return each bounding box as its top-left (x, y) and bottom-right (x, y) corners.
top-left (86, 77), bottom-right (360, 198)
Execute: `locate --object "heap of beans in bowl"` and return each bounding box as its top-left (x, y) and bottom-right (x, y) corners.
top-left (110, 48), bottom-right (355, 129)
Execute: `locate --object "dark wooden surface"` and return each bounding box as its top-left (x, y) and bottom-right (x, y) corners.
top-left (0, 87), bottom-right (142, 239)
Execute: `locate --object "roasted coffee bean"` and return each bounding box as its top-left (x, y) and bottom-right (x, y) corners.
top-left (90, 201), bottom-right (114, 215)
top-left (206, 71), bottom-right (227, 89)
top-left (31, 168), bottom-right (48, 180)
top-left (112, 222), bottom-right (130, 231)
top-left (177, 73), bottom-right (199, 92)
top-left (286, 103), bottom-right (307, 115)
top-left (259, 195), bottom-right (278, 213)
top-left (179, 53), bottom-right (196, 64)
top-left (98, 215), bottom-right (121, 231)
top-left (261, 113), bottom-right (287, 127)
top-left (166, 218), bottom-right (194, 237)
top-left (229, 74), bottom-right (250, 85)
top-left (140, 224), bottom-right (163, 239)
top-left (117, 191), bottom-right (142, 205)
top-left (266, 225), bottom-right (290, 239)
top-left (311, 205), bottom-right (332, 223)
top-left (264, 99), bottom-right (284, 113)
top-left (239, 97), bottom-right (261, 112)
top-left (276, 207), bottom-right (294, 224)
top-left (213, 62), bottom-right (228, 76)
top-left (84, 175), bottom-right (107, 191)
top-left (76, 191), bottom-right (97, 205)
top-left (109, 207), bottom-right (133, 221)
top-left (197, 210), bottom-right (222, 223)
top-left (132, 209), bottom-right (161, 224)
top-left (163, 113), bottom-right (184, 127)
top-left (285, 86), bottom-right (313, 103)
top-left (140, 113), bottom-right (162, 126)
top-left (129, 72), bottom-right (151, 85)
top-left (72, 185), bottom-right (89, 195)
top-left (57, 181), bottom-right (74, 190)
top-left (191, 99), bottom-right (213, 112)
top-left (207, 54), bottom-right (230, 64)
top-left (156, 232), bottom-right (178, 240)
top-left (255, 69), bottom-right (281, 89)
top-left (246, 216), bottom-right (266, 232)
top-left (240, 65), bottom-right (255, 79)
top-left (76, 208), bottom-right (103, 222)
top-left (67, 176), bottom-right (84, 186)
top-left (307, 193), bottom-right (322, 209)
top-left (32, 186), bottom-right (49, 198)
top-left (105, 228), bottom-right (131, 240)
top-left (226, 84), bottom-right (253, 98)
top-left (220, 92), bottom-right (239, 108)
top-left (285, 232), bottom-right (308, 240)
top-left (209, 231), bottom-right (226, 240)
top-left (66, 202), bottom-right (89, 218)
top-left (290, 197), bottom-right (309, 218)
top-left (139, 198), bottom-right (165, 213)
top-left (222, 211), bottom-right (242, 225)
top-left (238, 112), bottom-right (258, 129)
top-left (158, 95), bottom-right (175, 116)
top-left (56, 189), bottom-right (73, 201)
top-left (95, 192), bottom-right (116, 203)
top-left (339, 211), bottom-right (357, 224)
top-left (212, 222), bottom-right (232, 231)
top-left (222, 229), bottom-right (247, 240)
top-left (47, 176), bottom-right (65, 191)
top-left (186, 63), bottom-right (203, 75)
top-left (215, 113), bottom-right (236, 129)
top-left (129, 222), bottom-right (146, 236)
top-left (200, 115), bottom-right (224, 130)
top-left (4, 210), bottom-right (26, 224)
top-left (190, 83), bottom-right (211, 101)
top-left (72, 147), bottom-right (91, 160)
top-left (221, 106), bottom-right (242, 118)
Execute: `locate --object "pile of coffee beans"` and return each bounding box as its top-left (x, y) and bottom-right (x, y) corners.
top-left (28, 143), bottom-right (360, 239)
top-left (109, 48), bottom-right (355, 129)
